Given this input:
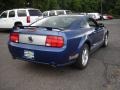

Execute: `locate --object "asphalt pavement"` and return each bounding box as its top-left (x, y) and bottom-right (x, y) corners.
top-left (0, 19), bottom-right (120, 90)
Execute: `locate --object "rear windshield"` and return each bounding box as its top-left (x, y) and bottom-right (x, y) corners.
top-left (28, 10), bottom-right (42, 16)
top-left (31, 16), bottom-right (82, 29)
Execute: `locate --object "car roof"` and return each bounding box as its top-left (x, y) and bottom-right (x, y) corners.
top-left (43, 10), bottom-right (70, 12)
top-left (43, 15), bottom-right (88, 19)
top-left (54, 14), bottom-right (85, 17)
top-left (87, 13), bottom-right (100, 14)
top-left (4, 8), bottom-right (39, 12)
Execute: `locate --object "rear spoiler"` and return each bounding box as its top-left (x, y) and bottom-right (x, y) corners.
top-left (13, 26), bottom-right (63, 31)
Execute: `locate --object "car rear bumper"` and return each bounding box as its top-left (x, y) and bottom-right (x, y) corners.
top-left (8, 42), bottom-right (76, 67)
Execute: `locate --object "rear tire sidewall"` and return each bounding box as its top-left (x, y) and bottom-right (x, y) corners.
top-left (74, 44), bottom-right (89, 69)
top-left (15, 23), bottom-right (22, 27)
top-left (13, 22), bottom-right (22, 29)
top-left (103, 34), bottom-right (108, 47)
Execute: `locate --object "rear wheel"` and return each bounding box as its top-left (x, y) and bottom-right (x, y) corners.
top-left (13, 22), bottom-right (22, 29)
top-left (103, 34), bottom-right (108, 47)
top-left (74, 44), bottom-right (89, 70)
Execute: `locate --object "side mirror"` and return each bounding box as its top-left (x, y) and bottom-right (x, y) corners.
top-left (98, 23), bottom-right (104, 27)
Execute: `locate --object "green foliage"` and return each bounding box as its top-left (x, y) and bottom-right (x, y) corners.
top-left (70, 0), bottom-right (81, 12)
top-left (112, 0), bottom-right (120, 15)
top-left (0, 0), bottom-right (120, 16)
top-left (49, 0), bottom-right (59, 10)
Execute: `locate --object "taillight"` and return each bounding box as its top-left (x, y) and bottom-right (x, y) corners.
top-left (27, 16), bottom-right (30, 23)
top-left (46, 35), bottom-right (64, 48)
top-left (10, 32), bottom-right (19, 43)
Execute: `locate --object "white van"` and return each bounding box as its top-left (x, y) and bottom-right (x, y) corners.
top-left (87, 13), bottom-right (101, 20)
top-left (43, 10), bottom-right (72, 17)
top-left (0, 8), bottom-right (43, 30)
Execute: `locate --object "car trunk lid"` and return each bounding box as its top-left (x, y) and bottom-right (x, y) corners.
top-left (11, 26), bottom-right (65, 48)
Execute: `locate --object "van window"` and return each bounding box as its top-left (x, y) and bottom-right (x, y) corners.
top-left (43, 12), bottom-right (48, 16)
top-left (49, 11), bottom-right (56, 16)
top-left (0, 12), bottom-right (7, 18)
top-left (28, 10), bottom-right (42, 16)
top-left (66, 10), bottom-right (72, 14)
top-left (57, 11), bottom-right (64, 15)
top-left (17, 10), bottom-right (27, 17)
top-left (9, 11), bottom-right (15, 17)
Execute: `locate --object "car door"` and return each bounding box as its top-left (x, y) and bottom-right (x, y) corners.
top-left (88, 18), bottom-right (99, 45)
top-left (28, 9), bottom-right (43, 23)
top-left (0, 11), bottom-right (8, 29)
top-left (88, 18), bottom-right (104, 45)
top-left (92, 19), bottom-right (104, 42)
top-left (17, 10), bottom-right (27, 25)
top-left (7, 10), bottom-right (16, 28)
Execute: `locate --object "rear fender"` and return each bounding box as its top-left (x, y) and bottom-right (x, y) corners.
top-left (77, 35), bottom-right (91, 52)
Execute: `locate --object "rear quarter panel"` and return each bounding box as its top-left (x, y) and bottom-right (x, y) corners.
top-left (62, 28), bottom-right (92, 56)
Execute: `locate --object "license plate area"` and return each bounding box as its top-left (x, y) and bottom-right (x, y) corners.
top-left (24, 50), bottom-right (34, 59)
top-left (19, 34), bottom-right (46, 46)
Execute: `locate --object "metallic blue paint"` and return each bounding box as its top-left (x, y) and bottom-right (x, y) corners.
top-left (8, 16), bottom-right (108, 67)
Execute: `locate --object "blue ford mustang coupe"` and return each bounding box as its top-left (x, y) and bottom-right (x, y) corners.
top-left (8, 15), bottom-right (109, 69)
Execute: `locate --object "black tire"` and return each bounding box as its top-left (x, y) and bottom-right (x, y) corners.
top-left (13, 22), bottom-right (22, 29)
top-left (102, 34), bottom-right (108, 47)
top-left (74, 44), bottom-right (89, 70)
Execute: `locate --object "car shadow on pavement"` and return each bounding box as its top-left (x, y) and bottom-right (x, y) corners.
top-left (21, 62), bottom-right (83, 75)
top-left (0, 30), bottom-right (10, 33)
top-left (0, 29), bottom-right (12, 33)
top-left (17, 46), bottom-right (109, 76)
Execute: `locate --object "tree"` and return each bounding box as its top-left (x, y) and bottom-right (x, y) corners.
top-left (0, 0), bottom-right (120, 17)
top-left (111, 0), bottom-right (120, 15)
top-left (0, 0), bottom-right (5, 12)
top-left (49, 0), bottom-right (59, 10)
top-left (58, 0), bottom-right (71, 9)
top-left (70, 0), bottom-right (82, 12)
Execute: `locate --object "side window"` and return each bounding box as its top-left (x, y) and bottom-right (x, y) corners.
top-left (43, 12), bottom-right (48, 16)
top-left (66, 10), bottom-right (72, 14)
top-left (57, 11), bottom-right (64, 15)
top-left (9, 11), bottom-right (15, 17)
top-left (28, 10), bottom-right (42, 16)
top-left (49, 11), bottom-right (56, 16)
top-left (0, 12), bottom-right (7, 18)
top-left (88, 18), bottom-right (97, 27)
top-left (80, 18), bottom-right (89, 28)
top-left (17, 10), bottom-right (27, 17)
